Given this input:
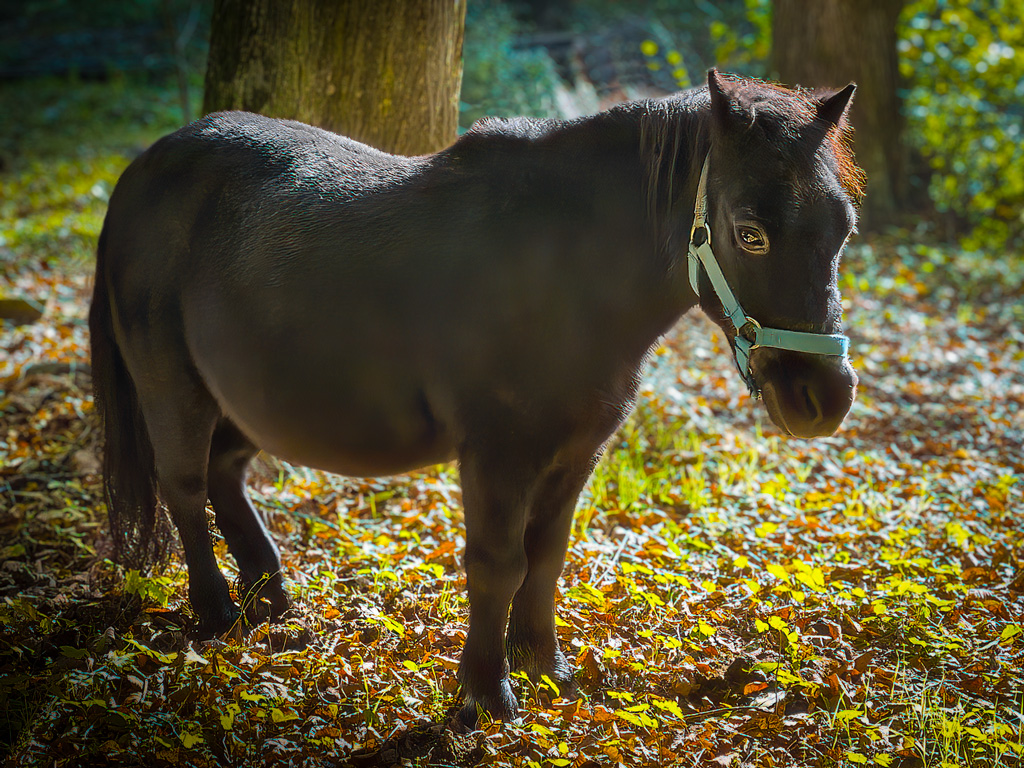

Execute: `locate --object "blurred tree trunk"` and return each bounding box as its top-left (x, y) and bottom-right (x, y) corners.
top-left (203, 0), bottom-right (466, 155)
top-left (772, 0), bottom-right (906, 228)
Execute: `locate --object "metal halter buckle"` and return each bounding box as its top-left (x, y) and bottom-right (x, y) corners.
top-left (739, 317), bottom-right (761, 347)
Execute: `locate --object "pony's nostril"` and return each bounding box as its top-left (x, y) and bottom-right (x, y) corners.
top-left (801, 384), bottom-right (823, 424)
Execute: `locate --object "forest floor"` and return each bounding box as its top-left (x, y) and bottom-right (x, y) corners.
top-left (1, 77), bottom-right (1023, 768)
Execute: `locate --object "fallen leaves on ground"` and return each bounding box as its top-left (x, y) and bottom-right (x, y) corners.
top-left (1, 134), bottom-right (1022, 768)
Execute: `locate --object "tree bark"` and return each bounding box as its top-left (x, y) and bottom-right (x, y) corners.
top-left (203, 0), bottom-right (465, 155)
top-left (772, 0), bottom-right (906, 227)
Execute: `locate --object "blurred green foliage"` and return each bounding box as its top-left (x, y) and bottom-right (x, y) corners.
top-left (708, 0), bottom-right (771, 78)
top-left (639, 39), bottom-right (694, 90)
top-left (0, 0), bottom-right (208, 79)
top-left (459, 0), bottom-right (561, 128)
top-left (0, 76), bottom-right (198, 271)
top-left (0, 74), bottom-right (197, 162)
top-left (459, 0), bottom-right (762, 126)
top-left (564, 0), bottom-right (714, 92)
top-left (7, 0), bottom-right (196, 30)
top-left (899, 0), bottom-right (1024, 253)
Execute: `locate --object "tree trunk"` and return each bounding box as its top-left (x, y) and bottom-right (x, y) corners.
top-left (772, 0), bottom-right (906, 228)
top-left (203, 0), bottom-right (465, 155)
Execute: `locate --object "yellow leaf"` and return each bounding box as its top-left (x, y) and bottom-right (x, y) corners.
top-left (622, 562), bottom-right (654, 576)
top-left (835, 708), bottom-right (864, 723)
top-left (1000, 624), bottom-right (1022, 644)
top-left (616, 707), bottom-right (658, 728)
top-left (180, 730), bottom-right (203, 748)
top-left (220, 702), bottom-right (241, 730)
top-left (795, 568), bottom-right (826, 592)
top-left (271, 707), bottom-right (298, 723)
top-left (766, 563), bottom-right (790, 583)
top-left (652, 698), bottom-right (685, 718)
top-left (946, 521), bottom-right (971, 546)
top-left (374, 614), bottom-right (404, 636)
top-left (640, 40), bottom-right (658, 56)
top-left (541, 674), bottom-right (561, 697)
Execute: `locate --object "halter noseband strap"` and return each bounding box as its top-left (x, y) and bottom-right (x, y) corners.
top-left (687, 154), bottom-right (850, 398)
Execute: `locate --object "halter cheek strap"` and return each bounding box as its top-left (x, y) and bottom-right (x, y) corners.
top-left (687, 154), bottom-right (850, 398)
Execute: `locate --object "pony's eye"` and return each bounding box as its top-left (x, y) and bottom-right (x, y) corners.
top-left (736, 224), bottom-right (769, 254)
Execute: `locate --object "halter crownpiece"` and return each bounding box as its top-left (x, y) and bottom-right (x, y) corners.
top-left (687, 154), bottom-right (850, 398)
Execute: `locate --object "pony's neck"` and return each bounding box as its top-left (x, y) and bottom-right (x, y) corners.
top-left (548, 93), bottom-right (714, 356)
top-left (630, 92), bottom-right (712, 327)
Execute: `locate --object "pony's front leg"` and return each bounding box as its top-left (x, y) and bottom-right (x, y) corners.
top-left (456, 449), bottom-right (531, 726)
top-left (507, 458), bottom-right (594, 685)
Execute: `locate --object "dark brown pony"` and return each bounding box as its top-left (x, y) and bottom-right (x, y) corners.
top-left (90, 70), bottom-right (859, 724)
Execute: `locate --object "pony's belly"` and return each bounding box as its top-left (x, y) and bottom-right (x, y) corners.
top-left (227, 395), bottom-right (457, 478)
top-left (267, 435), bottom-right (457, 479)
top-left (195, 348), bottom-right (455, 478)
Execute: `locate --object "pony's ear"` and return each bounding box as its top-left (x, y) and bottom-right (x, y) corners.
top-left (708, 69), bottom-right (753, 131)
top-left (816, 83), bottom-right (856, 127)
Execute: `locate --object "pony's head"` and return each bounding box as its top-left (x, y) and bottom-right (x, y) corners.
top-left (697, 70), bottom-right (862, 438)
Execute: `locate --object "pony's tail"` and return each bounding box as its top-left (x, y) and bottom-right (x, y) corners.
top-left (89, 222), bottom-right (168, 570)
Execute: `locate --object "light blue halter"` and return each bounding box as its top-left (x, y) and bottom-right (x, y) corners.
top-left (687, 155), bottom-right (850, 398)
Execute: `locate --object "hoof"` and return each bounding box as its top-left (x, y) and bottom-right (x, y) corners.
top-left (508, 641), bottom-right (573, 686)
top-left (190, 603), bottom-right (241, 639)
top-left (455, 678), bottom-right (519, 730)
top-left (242, 589), bottom-right (289, 625)
top-left (240, 575), bottom-right (289, 624)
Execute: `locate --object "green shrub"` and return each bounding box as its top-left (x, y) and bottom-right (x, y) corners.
top-left (459, 0), bottom-right (562, 128)
top-left (899, 0), bottom-right (1024, 252)
top-left (709, 0), bottom-right (771, 78)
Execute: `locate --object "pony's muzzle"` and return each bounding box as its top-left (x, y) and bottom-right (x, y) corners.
top-left (754, 349), bottom-right (857, 438)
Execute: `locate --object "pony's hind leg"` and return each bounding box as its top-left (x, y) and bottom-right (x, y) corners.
top-left (207, 419), bottom-right (288, 621)
top-left (133, 374), bottom-right (238, 635)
